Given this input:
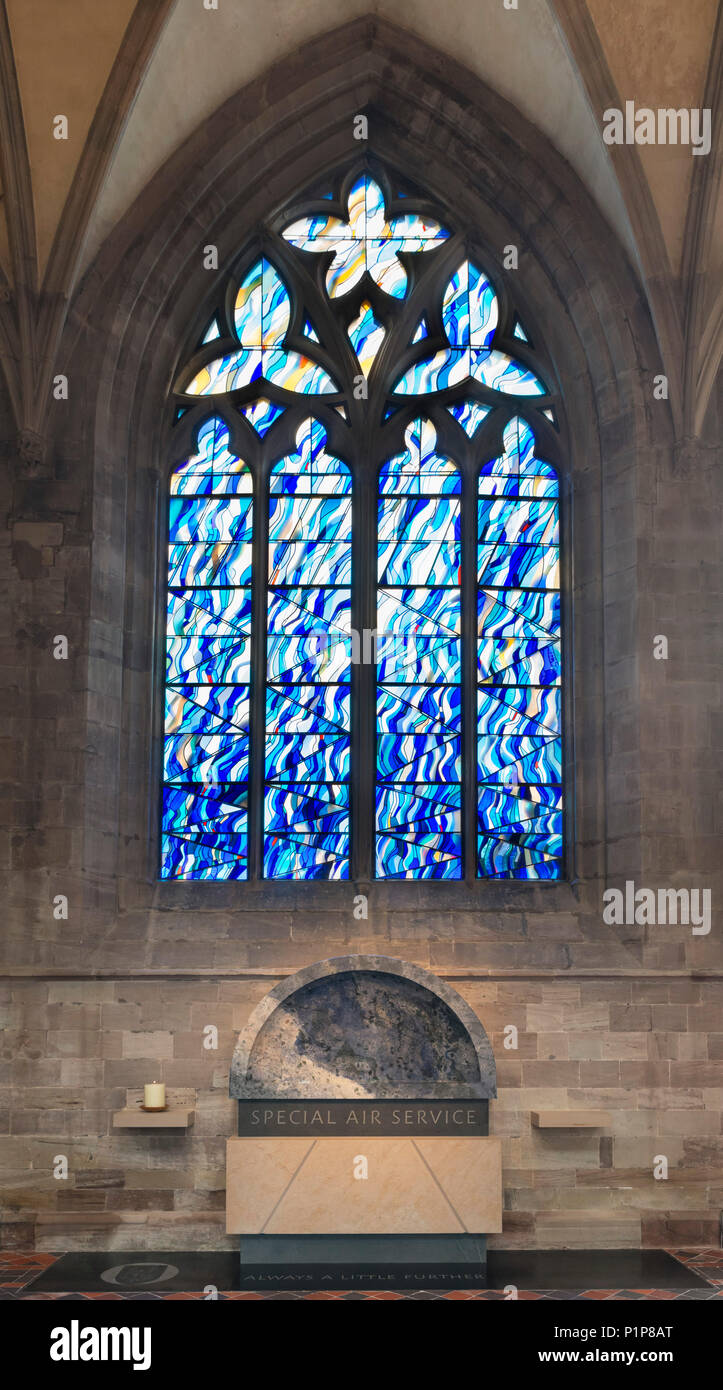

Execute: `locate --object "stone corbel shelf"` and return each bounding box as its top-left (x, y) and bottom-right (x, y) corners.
top-left (113, 1108), bottom-right (194, 1129)
top-left (531, 1110), bottom-right (612, 1129)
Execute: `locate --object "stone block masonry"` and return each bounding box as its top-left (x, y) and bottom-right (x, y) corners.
top-left (1, 975), bottom-right (720, 1251)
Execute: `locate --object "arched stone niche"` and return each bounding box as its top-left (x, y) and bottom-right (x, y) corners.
top-left (229, 955), bottom-right (496, 1101)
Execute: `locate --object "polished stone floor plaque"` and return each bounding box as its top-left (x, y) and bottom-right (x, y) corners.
top-left (21, 1249), bottom-right (711, 1294)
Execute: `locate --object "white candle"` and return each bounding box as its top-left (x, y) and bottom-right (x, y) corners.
top-left (144, 1082), bottom-right (166, 1109)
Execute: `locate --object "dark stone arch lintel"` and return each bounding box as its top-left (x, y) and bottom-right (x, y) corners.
top-left (230, 955), bottom-right (497, 1100)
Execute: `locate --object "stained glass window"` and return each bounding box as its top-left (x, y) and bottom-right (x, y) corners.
top-left (161, 417), bottom-right (252, 880)
top-left (394, 260), bottom-right (548, 397)
top-left (282, 173), bottom-right (448, 298)
top-left (478, 418), bottom-right (562, 879)
top-left (264, 419), bottom-right (352, 879)
top-left (162, 163), bottom-right (565, 882)
top-left (182, 258), bottom-right (337, 397)
top-left (376, 419), bottom-right (462, 878)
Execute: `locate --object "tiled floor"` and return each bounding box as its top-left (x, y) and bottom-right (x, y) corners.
top-left (1, 1250), bottom-right (721, 1300)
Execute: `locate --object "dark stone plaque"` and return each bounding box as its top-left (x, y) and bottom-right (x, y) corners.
top-left (237, 1099), bottom-right (489, 1135)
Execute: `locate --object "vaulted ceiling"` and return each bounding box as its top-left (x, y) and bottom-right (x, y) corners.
top-left (0, 0), bottom-right (720, 442)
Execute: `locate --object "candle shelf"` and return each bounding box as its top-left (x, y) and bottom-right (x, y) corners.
top-left (112, 1108), bottom-right (194, 1129)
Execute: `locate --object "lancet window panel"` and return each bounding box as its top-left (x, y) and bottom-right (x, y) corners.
top-left (161, 417), bottom-right (253, 881)
top-left (161, 162), bottom-right (565, 882)
top-left (477, 418), bottom-right (562, 881)
top-left (375, 418), bottom-right (462, 880)
top-left (264, 419), bottom-right (353, 881)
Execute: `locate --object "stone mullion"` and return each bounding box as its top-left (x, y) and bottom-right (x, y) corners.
top-left (247, 460), bottom-right (269, 881)
top-left (462, 453), bottom-right (478, 886)
top-left (352, 455), bottom-right (376, 884)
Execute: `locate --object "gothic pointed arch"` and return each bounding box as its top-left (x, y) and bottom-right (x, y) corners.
top-left (160, 163), bottom-right (563, 882)
top-left (59, 18), bottom-right (671, 955)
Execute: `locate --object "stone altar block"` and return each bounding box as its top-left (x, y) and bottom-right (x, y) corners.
top-left (227, 1135), bottom-right (502, 1234)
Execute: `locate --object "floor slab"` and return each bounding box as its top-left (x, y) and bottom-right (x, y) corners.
top-left (6, 1247), bottom-right (716, 1296)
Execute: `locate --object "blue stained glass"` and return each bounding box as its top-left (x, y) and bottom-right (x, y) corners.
top-left (376, 418), bottom-right (462, 878)
top-left (162, 784), bottom-right (248, 881)
top-left (269, 420), bottom-right (350, 494)
top-left (170, 416), bottom-right (252, 497)
top-left (377, 636), bottom-right (460, 685)
top-left (266, 684), bottom-right (350, 734)
top-left (265, 735), bottom-right (350, 781)
top-left (393, 260), bottom-right (548, 397)
top-left (266, 633), bottom-right (351, 684)
top-left (377, 733), bottom-right (461, 782)
top-left (478, 417), bottom-right (562, 878)
top-left (477, 685), bottom-right (560, 737)
top-left (168, 540), bottom-right (252, 589)
top-left (166, 636), bottom-right (251, 686)
top-left (264, 787), bottom-right (349, 880)
top-left (165, 687), bottom-right (249, 735)
top-left (282, 175), bottom-right (449, 300)
top-left (379, 418), bottom-right (461, 495)
top-left (478, 497), bottom-right (559, 546)
top-left (269, 495), bottom-right (352, 542)
top-left (447, 398), bottom-right (492, 437)
top-left (266, 587), bottom-right (351, 636)
top-left (180, 259), bottom-right (338, 397)
top-left (348, 300), bottom-right (385, 376)
top-left (378, 541), bottom-right (460, 587)
top-left (377, 684), bottom-right (461, 733)
top-left (264, 418), bottom-right (351, 878)
top-left (161, 417), bottom-right (251, 880)
top-left (378, 496), bottom-right (461, 542)
top-left (164, 733), bottom-right (250, 784)
top-left (478, 587), bottom-right (560, 639)
top-left (377, 586), bottom-right (460, 636)
top-left (478, 638), bottom-right (561, 687)
top-left (478, 541), bottom-right (559, 589)
top-left (166, 587), bottom-right (251, 636)
top-left (169, 495), bottom-right (253, 543)
top-left (239, 398), bottom-right (284, 436)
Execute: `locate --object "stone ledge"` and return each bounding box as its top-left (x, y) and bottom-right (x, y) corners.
top-left (531, 1110), bottom-right (613, 1128)
top-left (112, 1108), bottom-right (194, 1128)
